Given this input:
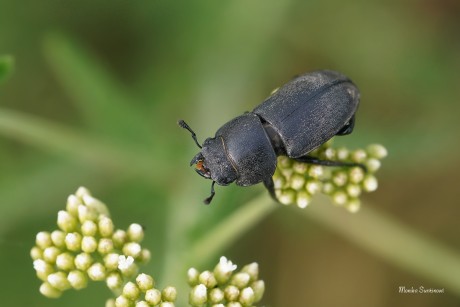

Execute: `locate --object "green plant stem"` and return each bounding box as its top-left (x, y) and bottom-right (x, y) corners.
top-left (188, 193), bottom-right (277, 267)
top-left (0, 107), bottom-right (162, 181)
top-left (303, 195), bottom-right (460, 295)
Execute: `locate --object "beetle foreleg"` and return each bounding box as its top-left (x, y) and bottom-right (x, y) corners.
top-left (294, 155), bottom-right (367, 172)
top-left (203, 181), bottom-right (216, 205)
top-left (263, 177), bottom-right (277, 200)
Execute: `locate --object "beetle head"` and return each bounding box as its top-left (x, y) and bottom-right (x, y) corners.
top-left (192, 137), bottom-right (237, 186)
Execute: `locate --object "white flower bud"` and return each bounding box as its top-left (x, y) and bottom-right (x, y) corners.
top-left (241, 262), bottom-right (259, 282)
top-left (81, 220), bottom-right (98, 236)
top-left (123, 242), bottom-right (142, 258)
top-left (30, 246), bottom-right (43, 260)
top-left (145, 288), bottom-right (162, 306)
top-left (187, 268), bottom-right (200, 286)
top-left (87, 263), bottom-right (106, 281)
top-left (231, 272), bottom-right (251, 289)
top-left (40, 282), bottom-right (62, 298)
top-left (127, 223), bottom-right (144, 242)
top-left (68, 270), bottom-right (88, 290)
top-left (56, 252), bottom-right (75, 271)
top-left (104, 253), bottom-right (120, 271)
top-left (123, 282), bottom-right (140, 301)
top-left (351, 149), bottom-right (367, 163)
top-left (135, 301), bottom-right (150, 307)
top-left (214, 256), bottom-right (237, 284)
top-left (251, 280), bottom-right (265, 303)
top-left (115, 295), bottom-right (133, 307)
top-left (106, 272), bottom-right (124, 291)
top-left (98, 238), bottom-right (114, 254)
top-left (296, 191), bottom-right (311, 209)
top-left (136, 273), bottom-right (155, 291)
top-left (199, 270), bottom-right (217, 288)
top-left (189, 284), bottom-right (207, 306)
top-left (43, 246), bottom-right (60, 264)
top-left (209, 288), bottom-right (224, 303)
top-left (112, 230), bottom-right (127, 249)
top-left (36, 231), bottom-right (52, 249)
top-left (47, 272), bottom-right (71, 291)
top-left (224, 285), bottom-right (240, 301)
top-left (51, 230), bottom-right (66, 248)
top-left (81, 236), bottom-right (98, 253)
top-left (57, 210), bottom-right (78, 232)
top-left (65, 232), bottom-right (82, 251)
top-left (99, 216), bottom-right (114, 237)
top-left (162, 286), bottom-right (177, 302)
top-left (75, 253), bottom-right (93, 271)
top-left (367, 144), bottom-right (387, 159)
top-left (66, 194), bottom-right (81, 216)
top-left (363, 175), bottom-right (378, 192)
top-left (239, 287), bottom-right (255, 306)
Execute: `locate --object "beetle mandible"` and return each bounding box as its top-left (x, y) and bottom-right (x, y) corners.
top-left (179, 70), bottom-right (366, 204)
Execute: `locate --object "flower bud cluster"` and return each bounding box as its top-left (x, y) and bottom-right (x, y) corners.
top-left (272, 140), bottom-right (387, 212)
top-left (188, 256), bottom-right (265, 307)
top-left (31, 187), bottom-right (175, 306)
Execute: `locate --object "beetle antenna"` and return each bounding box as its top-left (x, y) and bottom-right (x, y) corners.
top-left (178, 120), bottom-right (202, 149)
top-left (203, 181), bottom-right (216, 205)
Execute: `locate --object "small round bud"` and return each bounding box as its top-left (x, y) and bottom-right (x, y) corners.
top-left (160, 302), bottom-right (175, 307)
top-left (57, 210), bottom-right (78, 232)
top-left (366, 158), bottom-right (381, 172)
top-left (277, 189), bottom-right (295, 205)
top-left (40, 282), bottom-right (62, 298)
top-left (107, 272), bottom-right (124, 291)
top-left (322, 147), bottom-right (335, 160)
top-left (189, 284), bottom-right (207, 306)
top-left (30, 246), bottom-right (43, 260)
top-left (115, 295), bottom-right (133, 307)
top-left (75, 253), bottom-right (93, 271)
top-left (81, 236), bottom-right (98, 253)
top-left (66, 194), bottom-right (81, 216)
top-left (162, 286), bottom-right (177, 302)
top-left (322, 182), bottom-right (335, 194)
top-left (346, 184), bottom-right (362, 198)
top-left (36, 231), bottom-right (52, 249)
top-left (78, 204), bottom-right (98, 223)
top-left (290, 174), bottom-right (305, 190)
top-left (33, 259), bottom-right (54, 281)
top-left (332, 190), bottom-right (348, 206)
top-left (227, 303), bottom-right (242, 307)
top-left (81, 220), bottom-right (98, 236)
top-left (106, 298), bottom-right (116, 307)
top-left (127, 223), bottom-right (144, 242)
top-left (145, 288), bottom-right (162, 306)
top-left (305, 180), bottom-right (322, 195)
top-left (104, 253), bottom-right (120, 271)
top-left (51, 230), bottom-right (66, 248)
top-left (351, 149), bottom-right (367, 163)
top-left (336, 147), bottom-right (349, 160)
top-left (296, 191), bottom-right (311, 209)
top-left (99, 216), bottom-right (114, 237)
top-left (273, 176), bottom-right (286, 189)
top-left (251, 280), bottom-right (265, 303)
top-left (135, 301), bottom-right (150, 307)
top-left (332, 171), bottom-right (348, 187)
top-left (367, 144), bottom-right (387, 159)
top-left (278, 156), bottom-right (292, 168)
top-left (293, 161), bottom-right (308, 174)
top-left (231, 272), bottom-right (251, 289)
top-left (136, 273), bottom-right (155, 291)
top-left (349, 167), bottom-right (365, 184)
top-left (98, 238), bottom-right (114, 254)
top-left (241, 262), bottom-right (259, 282)
top-left (139, 249), bottom-right (151, 264)
top-left (123, 282), bottom-right (140, 300)
top-left (65, 232), bottom-right (82, 252)
top-left (76, 186), bottom-right (91, 198)
top-left (346, 198), bottom-right (361, 213)
top-left (82, 194), bottom-right (110, 216)
top-left (56, 252), bottom-right (75, 271)
top-left (209, 288), bottom-right (224, 303)
top-left (363, 175), bottom-right (378, 192)
top-left (199, 270), bottom-right (217, 288)
top-left (187, 268), bottom-right (200, 286)
top-left (47, 272), bottom-right (71, 291)
top-left (214, 256), bottom-right (237, 284)
top-left (308, 165), bottom-right (324, 178)
top-left (123, 242), bottom-right (142, 258)
top-left (224, 285), bottom-right (240, 301)
top-left (239, 287), bottom-right (255, 306)
top-left (87, 263), bottom-right (106, 281)
top-left (112, 230), bottom-right (128, 249)
top-left (43, 246), bottom-right (61, 264)
top-left (68, 270), bottom-right (88, 290)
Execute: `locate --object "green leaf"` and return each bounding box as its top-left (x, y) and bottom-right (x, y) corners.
top-left (0, 55), bottom-right (14, 83)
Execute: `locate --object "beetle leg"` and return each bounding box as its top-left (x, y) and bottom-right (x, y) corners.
top-left (336, 115), bottom-right (355, 135)
top-left (294, 155), bottom-right (367, 172)
top-left (263, 177), bottom-right (277, 200)
top-left (203, 181), bottom-right (216, 205)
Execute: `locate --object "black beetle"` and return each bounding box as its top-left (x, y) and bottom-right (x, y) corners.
top-left (179, 70), bottom-right (366, 204)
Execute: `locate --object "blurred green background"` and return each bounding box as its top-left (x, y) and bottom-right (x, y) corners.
top-left (1, 0), bottom-right (460, 306)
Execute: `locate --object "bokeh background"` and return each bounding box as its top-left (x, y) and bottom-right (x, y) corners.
top-left (1, 0), bottom-right (460, 306)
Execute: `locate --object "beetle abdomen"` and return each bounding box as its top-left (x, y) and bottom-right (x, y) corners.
top-left (216, 113), bottom-right (277, 186)
top-left (253, 70), bottom-right (360, 158)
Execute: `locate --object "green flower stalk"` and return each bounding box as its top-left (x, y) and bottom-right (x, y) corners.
top-left (272, 139), bottom-right (387, 212)
top-left (188, 256), bottom-right (265, 307)
top-left (31, 187), bottom-right (176, 306)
